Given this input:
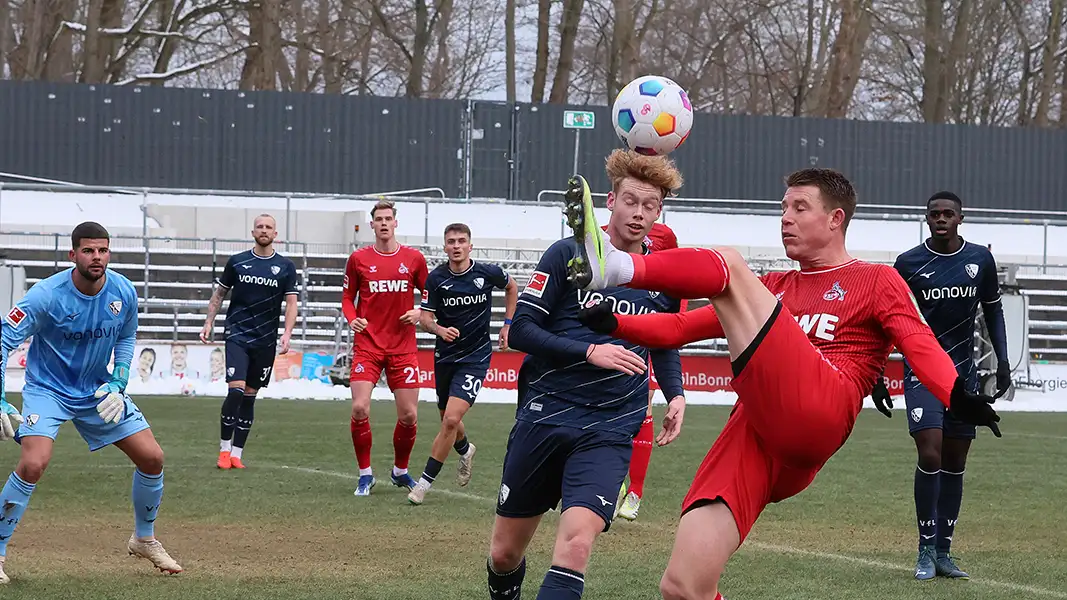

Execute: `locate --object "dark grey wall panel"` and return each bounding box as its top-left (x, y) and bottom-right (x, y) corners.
top-left (3, 80), bottom-right (1067, 213)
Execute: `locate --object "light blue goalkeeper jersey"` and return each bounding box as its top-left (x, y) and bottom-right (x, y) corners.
top-left (1, 268), bottom-right (138, 403)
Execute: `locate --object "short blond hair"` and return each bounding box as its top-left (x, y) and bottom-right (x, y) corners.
top-left (371, 199), bottom-right (396, 219)
top-left (605, 149), bottom-right (684, 198)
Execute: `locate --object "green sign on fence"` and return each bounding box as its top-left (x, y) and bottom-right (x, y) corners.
top-left (563, 111), bottom-right (595, 129)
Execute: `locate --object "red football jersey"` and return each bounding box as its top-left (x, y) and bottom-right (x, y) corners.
top-left (615, 260), bottom-right (956, 402)
top-left (342, 245), bottom-right (428, 355)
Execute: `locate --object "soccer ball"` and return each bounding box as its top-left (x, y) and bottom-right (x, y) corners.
top-left (612, 75), bottom-right (694, 156)
top-left (179, 380), bottom-right (197, 396)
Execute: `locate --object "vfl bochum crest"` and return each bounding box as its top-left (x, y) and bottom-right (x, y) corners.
top-left (473, 277), bottom-right (485, 289)
top-left (108, 300), bottom-right (123, 316)
top-left (965, 263), bottom-right (979, 279)
top-left (271, 265), bottom-right (281, 275)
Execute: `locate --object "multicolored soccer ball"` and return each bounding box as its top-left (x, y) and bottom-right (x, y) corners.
top-left (612, 75), bottom-right (694, 156)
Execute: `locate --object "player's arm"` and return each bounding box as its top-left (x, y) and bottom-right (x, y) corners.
top-left (495, 266), bottom-right (519, 350)
top-left (979, 252), bottom-right (1012, 394)
top-left (201, 256), bottom-right (235, 343)
top-left (876, 268), bottom-right (1002, 435)
top-left (418, 273), bottom-right (459, 342)
top-left (341, 254), bottom-right (368, 333)
top-left (400, 251), bottom-right (430, 325)
top-left (649, 344), bottom-right (685, 445)
top-left (95, 289), bottom-right (137, 424)
top-left (581, 302), bottom-right (725, 348)
top-left (280, 263), bottom-right (299, 353)
top-left (0, 287), bottom-right (51, 438)
top-left (510, 244), bottom-right (645, 375)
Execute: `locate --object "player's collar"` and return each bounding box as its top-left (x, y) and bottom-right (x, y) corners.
top-left (449, 259), bottom-right (475, 275)
top-left (250, 248), bottom-right (276, 259)
top-left (799, 258), bottom-right (859, 274)
top-left (923, 237), bottom-right (966, 256)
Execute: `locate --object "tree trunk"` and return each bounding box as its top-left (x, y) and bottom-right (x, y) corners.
top-left (406, 0), bottom-right (432, 97)
top-left (549, 0), bottom-right (585, 103)
top-left (794, 0), bottom-right (816, 116)
top-left (0, 0), bottom-right (7, 77)
top-left (1035, 0), bottom-right (1065, 126)
top-left (935, 0), bottom-right (972, 121)
top-left (920, 0), bottom-right (944, 122)
top-left (427, 0), bottom-right (455, 96)
top-left (506, 0), bottom-right (516, 102)
top-left (530, 0), bottom-right (550, 103)
top-left (822, 0), bottom-right (870, 118)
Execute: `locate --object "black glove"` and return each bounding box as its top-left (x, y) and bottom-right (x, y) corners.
top-left (578, 298), bottom-right (618, 334)
top-left (871, 376), bottom-right (893, 418)
top-left (949, 377), bottom-right (1002, 437)
top-left (995, 360), bottom-right (1012, 399)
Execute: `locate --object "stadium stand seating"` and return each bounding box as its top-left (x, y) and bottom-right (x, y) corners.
top-left (2, 232), bottom-right (1059, 363)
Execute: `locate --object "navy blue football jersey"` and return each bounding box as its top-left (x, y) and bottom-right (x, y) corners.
top-left (511, 237), bottom-right (683, 436)
top-left (893, 239), bottom-right (1001, 384)
top-left (216, 250), bottom-right (299, 348)
top-left (421, 260), bottom-right (510, 365)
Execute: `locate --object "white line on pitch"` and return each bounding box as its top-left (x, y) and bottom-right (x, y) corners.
top-left (270, 464), bottom-right (492, 503)
top-left (274, 463), bottom-right (1066, 599)
top-left (748, 542), bottom-right (1067, 599)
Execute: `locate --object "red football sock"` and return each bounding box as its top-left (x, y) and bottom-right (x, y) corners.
top-left (393, 420), bottom-right (418, 470)
top-left (627, 415), bottom-right (654, 498)
top-left (351, 417), bottom-right (372, 470)
top-left (629, 248), bottom-right (730, 299)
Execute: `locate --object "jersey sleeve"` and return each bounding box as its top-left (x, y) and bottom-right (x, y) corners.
top-left (979, 251), bottom-right (1001, 305)
top-left (875, 266), bottom-right (956, 406)
top-left (413, 251), bottom-right (429, 291)
top-left (1, 284), bottom-right (52, 386)
top-left (217, 255), bottom-right (237, 289)
top-left (285, 259), bottom-right (300, 295)
top-left (341, 253), bottom-right (360, 323)
top-left (114, 284), bottom-right (138, 368)
top-left (509, 242), bottom-right (590, 362)
top-left (488, 264), bottom-right (510, 289)
top-left (516, 242), bottom-right (570, 316)
top-left (420, 270), bottom-right (440, 312)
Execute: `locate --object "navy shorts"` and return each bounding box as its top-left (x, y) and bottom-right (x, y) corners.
top-left (496, 420), bottom-right (632, 531)
top-left (225, 340), bottom-right (277, 390)
top-left (434, 361), bottom-right (489, 410)
top-left (904, 371), bottom-right (977, 440)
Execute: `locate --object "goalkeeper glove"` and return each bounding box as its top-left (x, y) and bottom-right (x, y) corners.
top-left (94, 364), bottom-right (130, 424)
top-left (948, 376), bottom-right (1002, 438)
top-left (871, 376), bottom-right (893, 418)
top-left (0, 395), bottom-right (24, 442)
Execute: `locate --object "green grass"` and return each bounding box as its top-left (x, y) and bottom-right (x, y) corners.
top-left (0, 394), bottom-right (1063, 599)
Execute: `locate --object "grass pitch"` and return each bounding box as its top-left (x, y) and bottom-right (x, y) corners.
top-left (0, 393), bottom-right (1063, 599)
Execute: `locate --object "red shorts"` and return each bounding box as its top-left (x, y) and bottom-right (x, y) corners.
top-left (681, 303), bottom-right (860, 542)
top-left (350, 348), bottom-right (421, 390)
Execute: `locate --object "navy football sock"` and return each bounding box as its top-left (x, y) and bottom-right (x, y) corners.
top-left (420, 457), bottom-right (444, 484)
top-left (915, 465), bottom-right (940, 549)
top-left (536, 565), bottom-right (585, 599)
top-left (454, 435), bottom-right (470, 456)
top-left (937, 469), bottom-right (965, 554)
top-left (232, 394), bottom-right (256, 450)
top-left (488, 557), bottom-right (526, 600)
top-left (220, 387), bottom-right (243, 445)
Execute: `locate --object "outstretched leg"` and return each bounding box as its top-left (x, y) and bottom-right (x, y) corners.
top-left (564, 174), bottom-right (777, 361)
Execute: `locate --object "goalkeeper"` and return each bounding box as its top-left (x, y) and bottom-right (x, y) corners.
top-left (0, 222), bottom-right (182, 584)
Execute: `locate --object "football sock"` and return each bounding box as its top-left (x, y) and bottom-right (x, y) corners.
top-left (454, 435), bottom-right (471, 456)
top-left (232, 394), bottom-right (256, 449)
top-left (0, 473), bottom-right (35, 556)
top-left (627, 415), bottom-right (654, 497)
top-left (914, 465), bottom-right (940, 549)
top-left (231, 446), bottom-right (243, 460)
top-left (132, 469), bottom-right (164, 539)
top-left (393, 420), bottom-right (418, 470)
top-left (220, 387), bottom-right (243, 444)
top-left (627, 248), bottom-right (730, 299)
top-left (488, 557), bottom-right (526, 600)
top-left (937, 469), bottom-right (965, 554)
top-left (351, 417), bottom-right (373, 470)
top-left (536, 565), bottom-right (585, 599)
top-left (419, 457), bottom-right (444, 488)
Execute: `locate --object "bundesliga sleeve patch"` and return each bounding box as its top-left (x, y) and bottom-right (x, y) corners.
top-left (523, 271), bottom-right (550, 298)
top-left (5, 306), bottom-right (26, 328)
